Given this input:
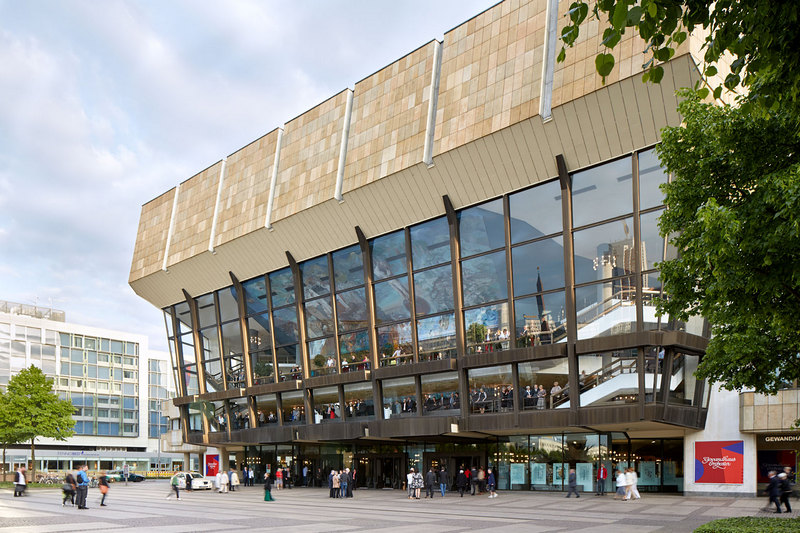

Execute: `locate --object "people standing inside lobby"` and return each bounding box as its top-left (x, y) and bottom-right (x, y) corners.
top-left (596, 463), bottom-right (608, 496)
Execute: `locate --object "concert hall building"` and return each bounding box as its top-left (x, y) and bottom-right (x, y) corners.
top-left (129, 0), bottom-right (799, 496)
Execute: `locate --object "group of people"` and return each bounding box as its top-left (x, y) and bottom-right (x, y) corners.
top-left (58, 464), bottom-right (96, 509)
top-left (404, 466), bottom-right (497, 499)
top-left (471, 382), bottom-right (565, 414)
top-left (765, 467), bottom-right (795, 513)
top-left (314, 399), bottom-right (372, 422)
top-left (328, 468), bottom-right (355, 498)
top-left (257, 409), bottom-right (278, 424)
top-left (614, 467), bottom-right (641, 501)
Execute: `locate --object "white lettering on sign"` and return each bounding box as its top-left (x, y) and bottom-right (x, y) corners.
top-left (702, 455), bottom-right (738, 470)
top-left (764, 436), bottom-right (800, 442)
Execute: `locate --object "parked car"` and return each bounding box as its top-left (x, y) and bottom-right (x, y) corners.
top-left (107, 471), bottom-right (145, 482)
top-left (172, 471), bottom-right (212, 490)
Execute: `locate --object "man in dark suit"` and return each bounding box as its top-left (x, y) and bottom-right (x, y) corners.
top-left (425, 468), bottom-right (437, 498)
top-left (439, 467), bottom-right (450, 497)
top-left (566, 468), bottom-right (580, 498)
top-left (767, 471), bottom-right (782, 512)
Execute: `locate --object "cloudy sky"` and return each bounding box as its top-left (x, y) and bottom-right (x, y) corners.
top-left (0, 0), bottom-right (494, 352)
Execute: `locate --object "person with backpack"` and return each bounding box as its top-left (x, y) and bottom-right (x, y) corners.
top-left (75, 464), bottom-right (90, 509)
top-left (62, 471), bottom-right (77, 506)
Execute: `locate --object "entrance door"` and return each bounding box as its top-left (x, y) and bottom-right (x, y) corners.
top-left (424, 453), bottom-right (483, 490)
top-left (354, 454), bottom-right (405, 489)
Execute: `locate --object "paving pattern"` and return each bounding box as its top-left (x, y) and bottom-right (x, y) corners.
top-left (1, 484), bottom-right (797, 532)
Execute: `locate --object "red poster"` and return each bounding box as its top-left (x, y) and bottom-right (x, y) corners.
top-left (694, 441), bottom-right (744, 484)
top-left (205, 454), bottom-right (219, 476)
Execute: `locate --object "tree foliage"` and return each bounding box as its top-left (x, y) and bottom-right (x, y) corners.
top-left (3, 366), bottom-right (75, 479)
top-left (656, 91), bottom-right (800, 393)
top-left (0, 391), bottom-right (26, 482)
top-left (559, 0), bottom-right (800, 114)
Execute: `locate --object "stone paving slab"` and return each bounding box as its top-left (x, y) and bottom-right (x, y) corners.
top-left (1, 484), bottom-right (797, 532)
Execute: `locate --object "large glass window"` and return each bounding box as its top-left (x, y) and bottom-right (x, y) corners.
top-left (638, 149), bottom-right (668, 210)
top-left (514, 291), bottom-right (567, 346)
top-left (381, 377), bottom-right (416, 419)
top-left (276, 345), bottom-right (302, 381)
top-left (254, 394), bottom-right (278, 426)
top-left (304, 298), bottom-right (334, 338)
top-left (243, 276), bottom-right (269, 316)
top-left (413, 266), bottom-right (453, 315)
top-left (196, 293), bottom-right (217, 329)
top-left (464, 302), bottom-right (509, 354)
top-left (281, 391), bottom-right (305, 425)
top-left (270, 268), bottom-right (296, 308)
top-left (217, 286), bottom-right (240, 323)
top-left (220, 321), bottom-right (245, 388)
top-left (512, 237), bottom-right (565, 296)
top-left (371, 231), bottom-right (407, 280)
top-left (228, 396), bottom-right (250, 430)
top-left (272, 306), bottom-right (300, 345)
top-left (248, 313), bottom-right (273, 384)
top-left (377, 322), bottom-right (413, 366)
top-left (421, 372), bottom-right (460, 416)
top-left (467, 365), bottom-right (512, 414)
top-left (339, 330), bottom-right (370, 372)
top-left (571, 156), bottom-right (632, 228)
top-left (335, 289), bottom-right (368, 332)
top-left (458, 199), bottom-right (505, 257)
top-left (509, 180), bottom-right (563, 242)
top-left (312, 386), bottom-right (340, 423)
top-left (301, 256), bottom-right (331, 300)
top-left (374, 278), bottom-right (411, 324)
top-left (410, 217), bottom-right (451, 269)
top-left (577, 349), bottom-right (639, 407)
top-left (667, 353), bottom-right (700, 406)
top-left (344, 381), bottom-right (374, 419)
top-left (200, 326), bottom-right (223, 392)
top-left (308, 337), bottom-right (338, 377)
top-left (332, 245), bottom-right (364, 291)
top-left (518, 358), bottom-right (570, 410)
top-left (416, 314), bottom-right (456, 361)
top-left (639, 209), bottom-right (665, 272)
top-left (573, 217), bottom-right (635, 285)
top-left (575, 278), bottom-right (636, 340)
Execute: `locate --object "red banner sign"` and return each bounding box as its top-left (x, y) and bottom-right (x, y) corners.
top-left (694, 441), bottom-right (744, 484)
top-left (205, 454), bottom-right (219, 477)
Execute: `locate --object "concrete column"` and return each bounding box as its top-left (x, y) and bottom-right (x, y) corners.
top-left (235, 451), bottom-right (245, 470)
top-left (183, 452), bottom-right (191, 472)
top-left (218, 447), bottom-right (228, 470)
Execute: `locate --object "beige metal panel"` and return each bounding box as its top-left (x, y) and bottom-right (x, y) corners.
top-left (588, 89), bottom-right (618, 160)
top-left (560, 101), bottom-right (591, 169)
top-left (545, 108), bottom-right (573, 166)
top-left (272, 90), bottom-right (349, 223)
top-left (497, 127), bottom-right (530, 192)
top-left (471, 137), bottom-right (506, 197)
top-left (515, 119), bottom-right (551, 181)
top-left (215, 129), bottom-right (280, 247)
top-left (344, 41), bottom-right (435, 194)
top-left (485, 132), bottom-right (517, 194)
top-left (572, 97), bottom-right (602, 164)
top-left (129, 188), bottom-right (176, 282)
top-left (631, 75), bottom-right (658, 146)
top-left (167, 161), bottom-right (222, 267)
top-left (617, 79), bottom-right (643, 152)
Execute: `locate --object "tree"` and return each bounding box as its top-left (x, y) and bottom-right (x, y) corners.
top-left (0, 391), bottom-right (25, 482)
top-left (655, 91), bottom-right (800, 393)
top-left (559, 0), bottom-right (800, 114)
top-left (3, 366), bottom-right (75, 481)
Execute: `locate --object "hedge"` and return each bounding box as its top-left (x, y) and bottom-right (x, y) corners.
top-left (695, 517), bottom-right (800, 532)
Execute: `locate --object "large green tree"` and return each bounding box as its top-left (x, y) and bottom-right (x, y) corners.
top-left (0, 391), bottom-right (25, 482)
top-left (2, 366), bottom-right (75, 480)
top-left (655, 91), bottom-right (800, 393)
top-left (559, 0), bottom-right (800, 114)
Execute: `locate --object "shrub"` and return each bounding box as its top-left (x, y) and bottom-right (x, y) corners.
top-left (695, 517), bottom-right (800, 532)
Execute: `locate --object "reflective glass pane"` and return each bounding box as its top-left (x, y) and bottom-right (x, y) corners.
top-left (221, 322), bottom-right (243, 356)
top-left (514, 291), bottom-right (567, 346)
top-left (461, 251), bottom-right (508, 307)
top-left (573, 217), bottom-right (635, 284)
top-left (572, 156), bottom-right (633, 227)
top-left (377, 322), bottom-right (413, 366)
top-left (467, 365), bottom-right (512, 414)
top-left (371, 231), bottom-right (407, 280)
top-left (312, 386), bottom-right (340, 423)
top-left (339, 331), bottom-right (370, 371)
top-left (276, 344), bottom-right (302, 381)
top-left (344, 382), bottom-right (374, 418)
top-left (281, 390), bottom-right (305, 424)
top-left (519, 358), bottom-right (570, 410)
top-left (243, 276), bottom-right (269, 316)
top-left (174, 302), bottom-right (192, 335)
top-left (578, 349), bottom-right (639, 407)
top-left (668, 353), bottom-right (700, 406)
top-left (200, 327), bottom-right (222, 390)
top-left (223, 353), bottom-right (245, 389)
top-left (512, 237), bottom-right (565, 296)
top-left (410, 217), bottom-right (451, 269)
top-left (421, 372), bottom-right (460, 416)
top-left (417, 314), bottom-right (456, 361)
top-left (575, 278), bottom-right (636, 340)
top-left (255, 394), bottom-right (278, 426)
top-left (510, 180), bottom-right (563, 242)
top-left (304, 297), bottom-right (334, 338)
top-left (464, 302), bottom-right (509, 354)
top-left (308, 338), bottom-right (337, 377)
top-left (196, 294), bottom-right (217, 328)
top-left (382, 377), bottom-right (416, 418)
top-left (251, 349), bottom-right (274, 385)
top-left (332, 245), bottom-right (364, 291)
top-left (640, 209), bottom-right (665, 271)
top-left (413, 265), bottom-right (454, 315)
top-left (301, 256), bottom-right (331, 300)
top-left (639, 149), bottom-right (668, 210)
top-left (458, 199), bottom-right (505, 257)
top-left (163, 309), bottom-right (174, 338)
top-left (374, 277), bottom-right (411, 324)
top-left (272, 306), bottom-right (300, 345)
top-left (247, 313), bottom-right (271, 351)
top-left (335, 288), bottom-right (368, 332)
top-left (270, 268), bottom-right (296, 308)
top-left (217, 286), bottom-right (240, 323)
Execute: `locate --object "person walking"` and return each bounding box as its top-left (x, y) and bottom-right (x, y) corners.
top-left (328, 470), bottom-right (336, 498)
top-left (303, 465), bottom-right (309, 487)
top-left (614, 469), bottom-right (626, 500)
top-left (478, 467), bottom-right (486, 494)
top-left (456, 469), bottom-right (468, 497)
top-left (98, 471), bottom-right (110, 506)
top-left (263, 473), bottom-right (275, 502)
top-left (470, 466), bottom-right (478, 495)
top-left (625, 468), bottom-right (640, 500)
top-left (62, 472), bottom-right (77, 506)
top-left (486, 468), bottom-right (497, 498)
top-left (229, 468), bottom-right (239, 492)
top-left (215, 471), bottom-right (223, 493)
top-left (767, 471), bottom-right (783, 513)
top-left (596, 463), bottom-right (608, 496)
top-left (75, 464), bottom-right (90, 509)
top-left (13, 465), bottom-right (27, 497)
top-left (166, 473), bottom-right (181, 500)
top-left (412, 468), bottom-right (424, 499)
top-left (779, 472), bottom-right (793, 513)
top-left (332, 469), bottom-right (341, 498)
top-left (439, 467), bottom-right (450, 497)
top-left (275, 467), bottom-right (283, 490)
top-left (566, 468), bottom-right (580, 498)
top-left (425, 467), bottom-right (437, 498)
top-left (220, 469), bottom-right (229, 493)
top-left (406, 468), bottom-right (415, 499)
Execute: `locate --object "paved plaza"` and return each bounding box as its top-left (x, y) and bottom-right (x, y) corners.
top-left (1, 483), bottom-right (797, 532)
